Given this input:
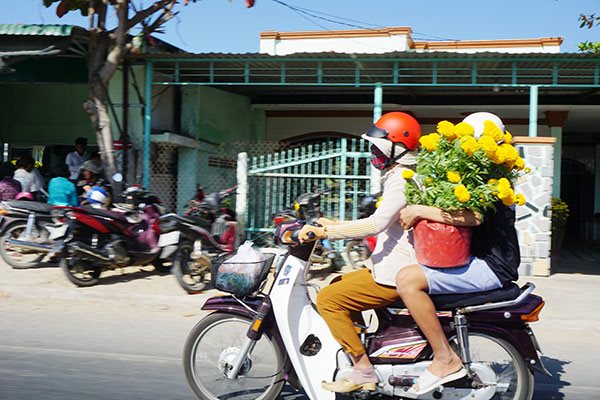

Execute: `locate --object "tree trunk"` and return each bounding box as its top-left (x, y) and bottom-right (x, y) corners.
top-left (84, 81), bottom-right (117, 181)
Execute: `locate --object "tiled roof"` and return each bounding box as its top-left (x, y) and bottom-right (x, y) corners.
top-left (0, 24), bottom-right (80, 36)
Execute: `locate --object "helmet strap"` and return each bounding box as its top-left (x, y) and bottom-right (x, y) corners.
top-left (385, 143), bottom-right (409, 167)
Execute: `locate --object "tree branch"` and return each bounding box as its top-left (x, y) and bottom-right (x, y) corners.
top-left (123, 0), bottom-right (176, 32)
top-left (98, 0), bottom-right (129, 83)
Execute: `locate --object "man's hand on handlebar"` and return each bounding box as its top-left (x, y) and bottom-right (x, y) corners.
top-left (298, 225), bottom-right (327, 243)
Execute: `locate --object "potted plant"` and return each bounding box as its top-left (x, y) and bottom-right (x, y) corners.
top-left (404, 116), bottom-right (529, 267)
top-left (550, 197), bottom-right (569, 253)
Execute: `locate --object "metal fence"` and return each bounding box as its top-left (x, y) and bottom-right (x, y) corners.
top-left (237, 137), bottom-right (373, 238)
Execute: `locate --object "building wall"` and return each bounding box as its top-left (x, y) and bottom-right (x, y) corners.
top-left (0, 83), bottom-right (95, 145)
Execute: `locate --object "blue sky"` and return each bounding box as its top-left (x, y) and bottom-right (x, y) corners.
top-left (1, 0), bottom-right (597, 53)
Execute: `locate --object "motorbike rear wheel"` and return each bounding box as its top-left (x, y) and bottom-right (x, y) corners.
top-left (60, 255), bottom-right (102, 287)
top-left (183, 313), bottom-right (286, 400)
top-left (0, 223), bottom-right (46, 269)
top-left (172, 243), bottom-right (209, 294)
top-left (452, 333), bottom-right (534, 400)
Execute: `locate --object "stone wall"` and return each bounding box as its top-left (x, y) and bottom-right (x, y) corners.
top-left (513, 137), bottom-right (557, 276)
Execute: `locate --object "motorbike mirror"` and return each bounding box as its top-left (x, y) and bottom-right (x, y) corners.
top-left (112, 173), bottom-right (123, 183)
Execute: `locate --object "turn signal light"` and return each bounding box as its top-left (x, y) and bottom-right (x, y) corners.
top-left (0, 207), bottom-right (8, 216)
top-left (521, 301), bottom-right (545, 322)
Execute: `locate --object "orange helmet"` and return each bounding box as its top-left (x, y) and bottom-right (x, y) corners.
top-left (366, 112), bottom-right (421, 151)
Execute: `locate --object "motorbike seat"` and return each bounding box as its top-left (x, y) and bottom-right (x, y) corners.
top-left (5, 200), bottom-right (54, 214)
top-left (80, 206), bottom-right (129, 223)
top-left (389, 283), bottom-right (521, 311)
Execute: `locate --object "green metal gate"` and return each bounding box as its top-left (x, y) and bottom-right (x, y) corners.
top-left (240, 137), bottom-right (372, 237)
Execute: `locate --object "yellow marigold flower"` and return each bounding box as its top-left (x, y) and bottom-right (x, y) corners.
top-left (425, 177), bottom-right (434, 186)
top-left (488, 178), bottom-right (498, 185)
top-left (500, 144), bottom-right (519, 163)
top-left (489, 147), bottom-right (506, 164)
top-left (482, 120), bottom-right (504, 142)
top-left (454, 184), bottom-right (471, 203)
top-left (437, 121), bottom-right (456, 141)
top-left (524, 167), bottom-right (531, 174)
top-left (460, 136), bottom-right (479, 157)
top-left (514, 157), bottom-right (525, 170)
top-left (503, 131), bottom-right (513, 144)
top-left (447, 171), bottom-right (461, 183)
top-left (419, 133), bottom-right (440, 152)
top-left (501, 192), bottom-right (517, 206)
top-left (497, 178), bottom-right (511, 191)
top-left (402, 169), bottom-right (415, 180)
top-left (455, 122), bottom-right (475, 138)
top-left (478, 135), bottom-right (497, 156)
top-left (516, 193), bottom-right (526, 206)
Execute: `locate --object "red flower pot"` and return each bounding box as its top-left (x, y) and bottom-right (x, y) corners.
top-left (413, 220), bottom-right (472, 268)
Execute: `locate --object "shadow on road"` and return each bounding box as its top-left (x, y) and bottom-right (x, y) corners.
top-left (533, 355), bottom-right (570, 399)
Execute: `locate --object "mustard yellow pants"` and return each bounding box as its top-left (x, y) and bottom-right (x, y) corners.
top-left (316, 268), bottom-right (400, 357)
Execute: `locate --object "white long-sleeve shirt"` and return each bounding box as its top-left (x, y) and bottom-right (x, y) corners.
top-left (65, 151), bottom-right (86, 180)
top-left (326, 166), bottom-right (415, 286)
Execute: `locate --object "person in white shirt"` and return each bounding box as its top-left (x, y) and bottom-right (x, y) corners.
top-left (13, 156), bottom-right (35, 193)
top-left (65, 137), bottom-right (88, 181)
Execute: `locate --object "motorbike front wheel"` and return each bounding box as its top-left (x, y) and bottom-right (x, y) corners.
top-left (60, 256), bottom-right (102, 287)
top-left (453, 333), bottom-right (534, 400)
top-left (172, 243), bottom-right (209, 294)
top-left (183, 313), bottom-right (286, 400)
top-left (0, 223), bottom-right (46, 269)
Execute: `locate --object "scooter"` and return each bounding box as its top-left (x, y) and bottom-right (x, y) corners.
top-left (162, 186), bottom-right (240, 294)
top-left (55, 187), bottom-right (176, 287)
top-left (182, 220), bottom-right (547, 400)
top-left (0, 200), bottom-right (64, 268)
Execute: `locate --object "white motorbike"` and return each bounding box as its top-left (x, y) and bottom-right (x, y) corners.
top-left (182, 221), bottom-right (547, 400)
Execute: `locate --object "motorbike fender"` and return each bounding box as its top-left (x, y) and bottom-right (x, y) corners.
top-left (468, 323), bottom-right (547, 375)
top-left (201, 296), bottom-right (301, 389)
top-left (159, 244), bottom-right (178, 259)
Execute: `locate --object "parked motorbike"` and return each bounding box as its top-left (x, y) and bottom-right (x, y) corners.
top-left (55, 186), bottom-right (175, 287)
top-left (182, 219), bottom-right (547, 400)
top-left (162, 186), bottom-right (240, 294)
top-left (290, 190), bottom-right (345, 270)
top-left (0, 200), bottom-right (64, 268)
top-left (344, 193), bottom-right (380, 269)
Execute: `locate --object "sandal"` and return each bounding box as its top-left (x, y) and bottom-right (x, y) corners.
top-left (408, 367), bottom-right (467, 395)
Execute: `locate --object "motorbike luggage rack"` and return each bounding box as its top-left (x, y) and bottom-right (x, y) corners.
top-left (456, 282), bottom-right (536, 315)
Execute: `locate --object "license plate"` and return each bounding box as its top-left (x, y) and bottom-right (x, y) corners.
top-left (48, 224), bottom-right (68, 240)
top-left (158, 231), bottom-right (180, 247)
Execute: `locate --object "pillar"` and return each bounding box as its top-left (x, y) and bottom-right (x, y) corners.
top-left (545, 111), bottom-right (569, 198)
top-left (370, 83), bottom-right (383, 194)
top-left (528, 85), bottom-right (539, 137)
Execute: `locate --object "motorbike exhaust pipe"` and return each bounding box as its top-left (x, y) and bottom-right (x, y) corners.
top-left (69, 242), bottom-right (112, 262)
top-left (6, 239), bottom-right (53, 253)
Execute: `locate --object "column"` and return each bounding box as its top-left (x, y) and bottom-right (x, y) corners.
top-left (370, 83), bottom-right (383, 194)
top-left (143, 61), bottom-right (153, 189)
top-left (545, 111), bottom-right (569, 198)
top-left (528, 85), bottom-right (539, 137)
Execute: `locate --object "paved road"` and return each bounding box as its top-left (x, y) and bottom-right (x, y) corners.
top-left (1, 261), bottom-right (599, 399)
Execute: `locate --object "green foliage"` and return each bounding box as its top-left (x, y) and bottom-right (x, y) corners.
top-left (578, 13), bottom-right (600, 53)
top-left (550, 197), bottom-right (569, 223)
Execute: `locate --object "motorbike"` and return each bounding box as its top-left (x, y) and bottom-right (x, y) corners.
top-left (0, 200), bottom-right (64, 268)
top-left (290, 190), bottom-right (345, 270)
top-left (182, 220), bottom-right (547, 400)
top-left (344, 193), bottom-right (380, 269)
top-left (55, 186), bottom-right (176, 287)
top-left (161, 186), bottom-right (240, 294)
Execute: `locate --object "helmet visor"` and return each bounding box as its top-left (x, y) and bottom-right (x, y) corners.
top-left (366, 125), bottom-right (389, 139)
